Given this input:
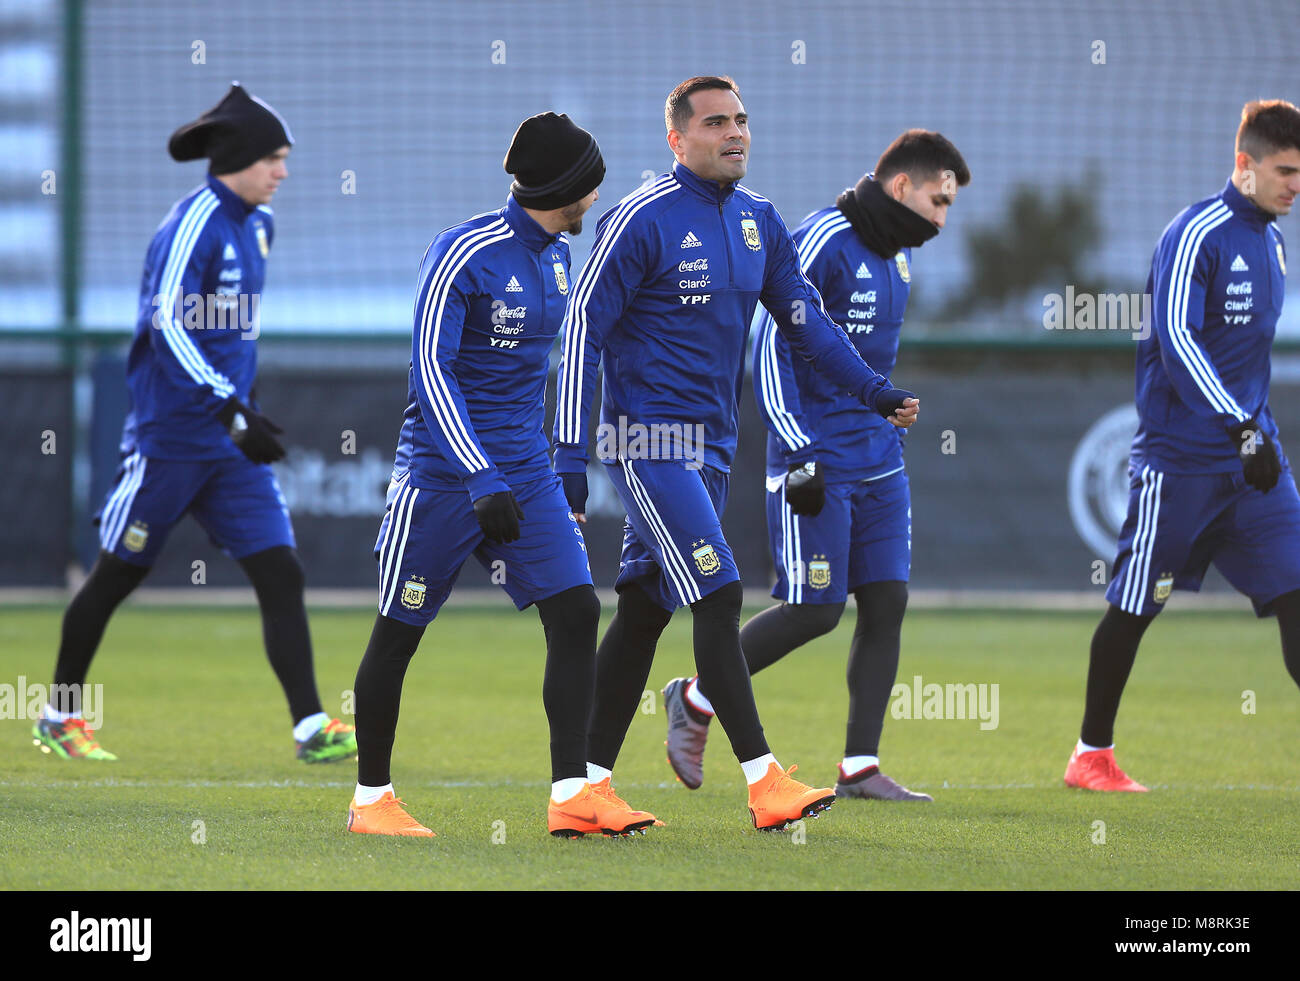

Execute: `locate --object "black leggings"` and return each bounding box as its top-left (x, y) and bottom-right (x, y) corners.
top-left (354, 584), bottom-right (599, 786)
top-left (1081, 592), bottom-right (1300, 747)
top-left (50, 546), bottom-right (322, 723)
top-left (724, 581), bottom-right (908, 757)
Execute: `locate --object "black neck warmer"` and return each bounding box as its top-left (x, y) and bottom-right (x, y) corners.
top-left (835, 175), bottom-right (938, 258)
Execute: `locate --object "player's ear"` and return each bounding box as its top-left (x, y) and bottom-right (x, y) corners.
top-left (890, 172), bottom-right (910, 201)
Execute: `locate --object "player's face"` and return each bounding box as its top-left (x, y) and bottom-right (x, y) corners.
top-left (560, 187), bottom-right (599, 235)
top-left (669, 89), bottom-right (749, 185)
top-left (896, 173), bottom-right (957, 230)
top-left (221, 146), bottom-right (291, 206)
top-left (1243, 148), bottom-right (1300, 216)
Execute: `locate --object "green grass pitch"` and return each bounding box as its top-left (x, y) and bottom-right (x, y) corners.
top-left (2, 604), bottom-right (1297, 890)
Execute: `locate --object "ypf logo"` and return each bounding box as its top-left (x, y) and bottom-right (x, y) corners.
top-left (1068, 404), bottom-right (1139, 558)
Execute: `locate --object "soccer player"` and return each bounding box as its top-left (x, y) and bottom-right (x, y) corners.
top-left (345, 113), bottom-right (654, 839)
top-left (1065, 99), bottom-right (1300, 791)
top-left (662, 131), bottom-right (969, 802)
top-left (553, 76), bottom-right (920, 831)
top-left (31, 84), bottom-right (356, 765)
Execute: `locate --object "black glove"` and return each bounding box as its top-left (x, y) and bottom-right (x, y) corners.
top-left (1230, 419), bottom-right (1281, 493)
top-left (785, 460), bottom-right (825, 516)
top-left (217, 397), bottom-right (285, 464)
top-left (873, 387), bottom-right (917, 421)
top-left (558, 471), bottom-right (588, 517)
top-left (474, 490), bottom-right (525, 543)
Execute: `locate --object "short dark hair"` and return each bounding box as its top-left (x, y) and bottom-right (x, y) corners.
top-left (875, 130), bottom-right (970, 190)
top-left (1236, 99), bottom-right (1300, 160)
top-left (665, 76), bottom-right (741, 133)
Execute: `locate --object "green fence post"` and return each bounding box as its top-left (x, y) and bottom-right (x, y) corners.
top-left (61, 0), bottom-right (83, 577)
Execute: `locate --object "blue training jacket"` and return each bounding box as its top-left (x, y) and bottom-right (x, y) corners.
top-left (391, 195), bottom-right (572, 499)
top-left (755, 204), bottom-right (913, 482)
top-left (1133, 179), bottom-right (1288, 473)
top-left (553, 162), bottom-right (893, 475)
top-left (123, 174), bottom-right (272, 460)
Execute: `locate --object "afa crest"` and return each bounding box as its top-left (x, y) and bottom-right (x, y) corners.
top-left (122, 521), bottom-right (149, 553)
top-left (1153, 572), bottom-right (1174, 604)
top-left (691, 540), bottom-right (721, 576)
top-left (894, 251), bottom-right (910, 283)
top-left (808, 557), bottom-right (831, 589)
top-left (400, 576), bottom-right (427, 611)
top-left (740, 218), bottom-right (761, 252)
top-left (553, 261), bottom-right (569, 295)
top-left (255, 222), bottom-right (269, 258)
top-left (1277, 242), bottom-right (1287, 276)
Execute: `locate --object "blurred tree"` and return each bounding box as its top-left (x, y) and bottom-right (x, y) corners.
top-left (940, 167), bottom-right (1107, 325)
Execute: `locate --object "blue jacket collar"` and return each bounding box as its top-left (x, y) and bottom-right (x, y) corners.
top-left (206, 174), bottom-right (258, 220)
top-left (1221, 178), bottom-right (1275, 229)
top-left (504, 194), bottom-right (560, 252)
top-left (672, 161), bottom-right (736, 205)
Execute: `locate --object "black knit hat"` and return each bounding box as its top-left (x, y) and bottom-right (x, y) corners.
top-left (168, 83), bottom-right (294, 176)
top-left (504, 112), bottom-right (605, 210)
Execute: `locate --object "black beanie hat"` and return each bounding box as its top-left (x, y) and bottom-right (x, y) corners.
top-left (504, 112), bottom-right (605, 210)
top-left (168, 83), bottom-right (294, 176)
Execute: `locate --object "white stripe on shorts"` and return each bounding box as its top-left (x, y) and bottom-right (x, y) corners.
top-left (378, 485), bottom-right (420, 616)
top-left (100, 452), bottom-right (146, 552)
top-left (622, 458), bottom-right (701, 606)
top-left (1121, 466), bottom-right (1163, 613)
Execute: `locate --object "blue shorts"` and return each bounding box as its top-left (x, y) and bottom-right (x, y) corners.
top-left (95, 450), bottom-right (295, 566)
top-left (768, 468), bottom-right (911, 605)
top-left (1105, 462), bottom-right (1300, 617)
top-left (604, 459), bottom-right (739, 612)
top-left (375, 471), bottom-right (592, 625)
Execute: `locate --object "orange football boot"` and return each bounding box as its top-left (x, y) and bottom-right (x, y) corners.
top-left (1064, 747), bottom-right (1149, 792)
top-left (591, 776), bottom-right (664, 827)
top-left (346, 792), bottom-right (436, 836)
top-left (747, 762), bottom-right (836, 831)
top-left (548, 782), bottom-right (656, 838)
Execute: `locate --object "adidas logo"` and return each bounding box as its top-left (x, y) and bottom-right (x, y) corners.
top-left (504, 275), bottom-right (523, 292)
top-left (223, 243), bottom-right (237, 261)
top-left (1230, 254), bottom-right (1249, 272)
top-left (855, 262), bottom-right (872, 279)
top-left (681, 231), bottom-right (702, 249)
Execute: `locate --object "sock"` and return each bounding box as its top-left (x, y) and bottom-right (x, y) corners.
top-left (551, 778), bottom-right (587, 803)
top-left (354, 782), bottom-right (393, 806)
top-left (684, 676), bottom-right (715, 716)
top-left (293, 711), bottom-right (329, 743)
top-left (586, 762), bottom-right (612, 783)
top-left (840, 754), bottom-right (879, 778)
top-left (1077, 739), bottom-right (1111, 754)
top-left (741, 753), bottom-right (778, 784)
top-left (43, 702), bottom-right (78, 723)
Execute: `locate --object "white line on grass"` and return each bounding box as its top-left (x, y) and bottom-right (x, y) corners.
top-left (2, 778), bottom-right (1298, 792)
